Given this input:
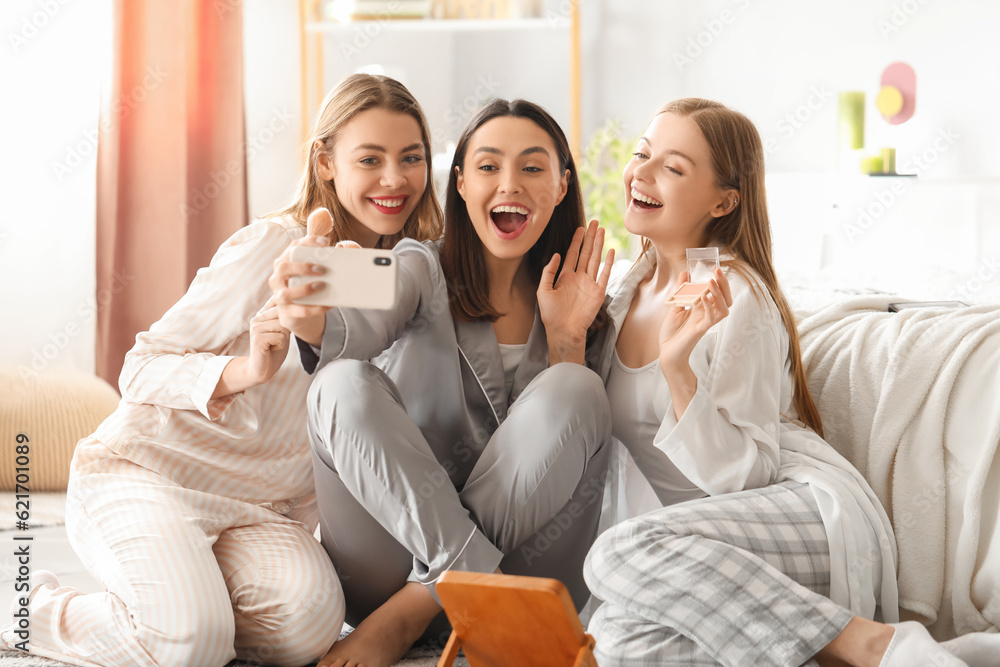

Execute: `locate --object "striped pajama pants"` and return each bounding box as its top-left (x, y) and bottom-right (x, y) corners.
top-left (8, 439), bottom-right (345, 667)
top-left (584, 481), bottom-right (855, 667)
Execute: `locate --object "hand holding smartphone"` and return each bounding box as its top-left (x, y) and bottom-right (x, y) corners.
top-left (288, 245), bottom-right (397, 310)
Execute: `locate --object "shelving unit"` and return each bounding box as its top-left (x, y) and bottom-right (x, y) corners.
top-left (297, 0), bottom-right (581, 153)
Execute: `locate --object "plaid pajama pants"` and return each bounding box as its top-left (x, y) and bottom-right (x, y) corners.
top-left (584, 480), bottom-right (855, 667)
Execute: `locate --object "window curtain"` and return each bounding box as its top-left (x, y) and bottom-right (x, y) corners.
top-left (96, 0), bottom-right (247, 386)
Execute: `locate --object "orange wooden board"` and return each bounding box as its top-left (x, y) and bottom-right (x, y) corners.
top-left (435, 571), bottom-right (597, 667)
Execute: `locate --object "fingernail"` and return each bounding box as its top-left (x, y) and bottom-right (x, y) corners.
top-left (312, 264), bottom-right (325, 274)
top-left (311, 282), bottom-right (324, 290)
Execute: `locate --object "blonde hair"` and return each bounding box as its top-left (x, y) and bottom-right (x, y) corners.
top-left (643, 98), bottom-right (824, 437)
top-left (271, 73), bottom-right (443, 247)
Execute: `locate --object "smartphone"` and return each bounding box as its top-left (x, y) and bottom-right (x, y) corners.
top-left (887, 300), bottom-right (969, 312)
top-left (288, 245), bottom-right (397, 310)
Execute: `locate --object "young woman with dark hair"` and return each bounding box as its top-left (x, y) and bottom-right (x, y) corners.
top-left (272, 98), bottom-right (615, 667)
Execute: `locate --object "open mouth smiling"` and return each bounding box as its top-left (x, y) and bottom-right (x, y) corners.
top-left (368, 196), bottom-right (408, 214)
top-left (631, 187), bottom-right (663, 209)
top-left (489, 203), bottom-right (531, 240)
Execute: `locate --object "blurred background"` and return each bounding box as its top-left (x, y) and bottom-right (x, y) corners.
top-left (3, 0), bottom-right (999, 382)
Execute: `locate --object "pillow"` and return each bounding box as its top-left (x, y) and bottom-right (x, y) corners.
top-left (0, 368), bottom-right (120, 491)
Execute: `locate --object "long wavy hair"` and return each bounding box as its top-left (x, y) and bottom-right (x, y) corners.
top-left (642, 98), bottom-right (823, 436)
top-left (442, 98), bottom-right (602, 326)
top-left (271, 73), bottom-right (442, 247)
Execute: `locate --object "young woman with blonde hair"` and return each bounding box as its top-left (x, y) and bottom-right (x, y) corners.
top-left (3, 73), bottom-right (441, 667)
top-left (273, 98), bottom-right (614, 667)
top-left (583, 99), bottom-right (999, 666)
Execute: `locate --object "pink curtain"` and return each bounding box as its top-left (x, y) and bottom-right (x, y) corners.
top-left (96, 0), bottom-right (247, 386)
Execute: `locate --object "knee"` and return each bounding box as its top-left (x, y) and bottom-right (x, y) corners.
top-left (307, 359), bottom-right (395, 452)
top-left (584, 517), bottom-right (679, 593)
top-left (308, 359), bottom-right (385, 414)
top-left (235, 572), bottom-right (345, 666)
top-left (527, 364), bottom-right (611, 443)
top-left (584, 523), bottom-right (628, 592)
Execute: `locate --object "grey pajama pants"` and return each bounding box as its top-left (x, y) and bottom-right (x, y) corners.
top-left (584, 481), bottom-right (856, 667)
top-left (307, 359), bottom-right (611, 641)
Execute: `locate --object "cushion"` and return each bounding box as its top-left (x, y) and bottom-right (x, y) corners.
top-left (0, 368), bottom-right (120, 491)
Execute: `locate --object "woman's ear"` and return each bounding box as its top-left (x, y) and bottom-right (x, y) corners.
top-left (455, 165), bottom-right (466, 200)
top-left (554, 168), bottom-right (570, 205)
top-left (315, 140), bottom-right (335, 181)
top-left (711, 189), bottom-right (739, 218)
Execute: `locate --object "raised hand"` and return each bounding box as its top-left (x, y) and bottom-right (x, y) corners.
top-left (270, 208), bottom-right (337, 347)
top-left (537, 220), bottom-right (615, 365)
top-left (658, 267), bottom-right (733, 373)
top-left (246, 294), bottom-right (291, 385)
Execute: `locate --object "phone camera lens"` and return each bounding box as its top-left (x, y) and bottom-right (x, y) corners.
top-left (374, 257), bottom-right (391, 266)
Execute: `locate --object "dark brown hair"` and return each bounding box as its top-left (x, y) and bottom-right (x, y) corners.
top-left (441, 99), bottom-right (589, 322)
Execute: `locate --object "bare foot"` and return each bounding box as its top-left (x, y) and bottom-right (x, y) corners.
top-left (318, 582), bottom-right (441, 667)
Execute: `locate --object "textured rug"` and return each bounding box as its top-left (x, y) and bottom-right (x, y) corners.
top-left (0, 646), bottom-right (467, 666)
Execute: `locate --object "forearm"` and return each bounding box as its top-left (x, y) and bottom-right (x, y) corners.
top-left (661, 359), bottom-right (698, 421)
top-left (211, 356), bottom-right (260, 398)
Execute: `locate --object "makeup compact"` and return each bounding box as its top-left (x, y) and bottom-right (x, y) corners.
top-left (665, 247), bottom-right (720, 306)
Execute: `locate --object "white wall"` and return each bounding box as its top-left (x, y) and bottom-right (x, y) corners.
top-left (581, 0), bottom-right (1000, 178)
top-left (7, 0), bottom-right (999, 376)
top-left (578, 0), bottom-right (1000, 300)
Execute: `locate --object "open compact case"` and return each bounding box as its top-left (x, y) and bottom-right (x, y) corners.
top-left (665, 247), bottom-right (720, 306)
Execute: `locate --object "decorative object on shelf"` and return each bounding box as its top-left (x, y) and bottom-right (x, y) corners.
top-left (881, 147), bottom-right (896, 174)
top-left (878, 62), bottom-right (916, 124)
top-left (860, 154), bottom-right (883, 175)
top-left (325, 0), bottom-right (432, 21)
top-left (511, 0), bottom-right (543, 18)
top-left (578, 119), bottom-right (636, 258)
top-left (837, 91), bottom-right (865, 174)
top-left (838, 91), bottom-right (865, 151)
top-left (434, 0), bottom-right (510, 19)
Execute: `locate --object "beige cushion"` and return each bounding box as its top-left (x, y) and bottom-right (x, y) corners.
top-left (0, 368), bottom-right (120, 491)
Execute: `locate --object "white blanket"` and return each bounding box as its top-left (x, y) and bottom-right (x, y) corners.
top-left (798, 296), bottom-right (1000, 637)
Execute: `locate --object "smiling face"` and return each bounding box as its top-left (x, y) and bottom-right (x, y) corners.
top-left (455, 116), bottom-right (569, 262)
top-left (318, 107), bottom-right (428, 246)
top-left (623, 111), bottom-right (736, 249)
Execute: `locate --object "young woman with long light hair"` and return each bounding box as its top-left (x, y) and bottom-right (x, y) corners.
top-left (583, 99), bottom-right (998, 667)
top-left (2, 73), bottom-right (441, 667)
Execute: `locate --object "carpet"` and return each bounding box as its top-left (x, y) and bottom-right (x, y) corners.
top-left (0, 646), bottom-right (468, 666)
